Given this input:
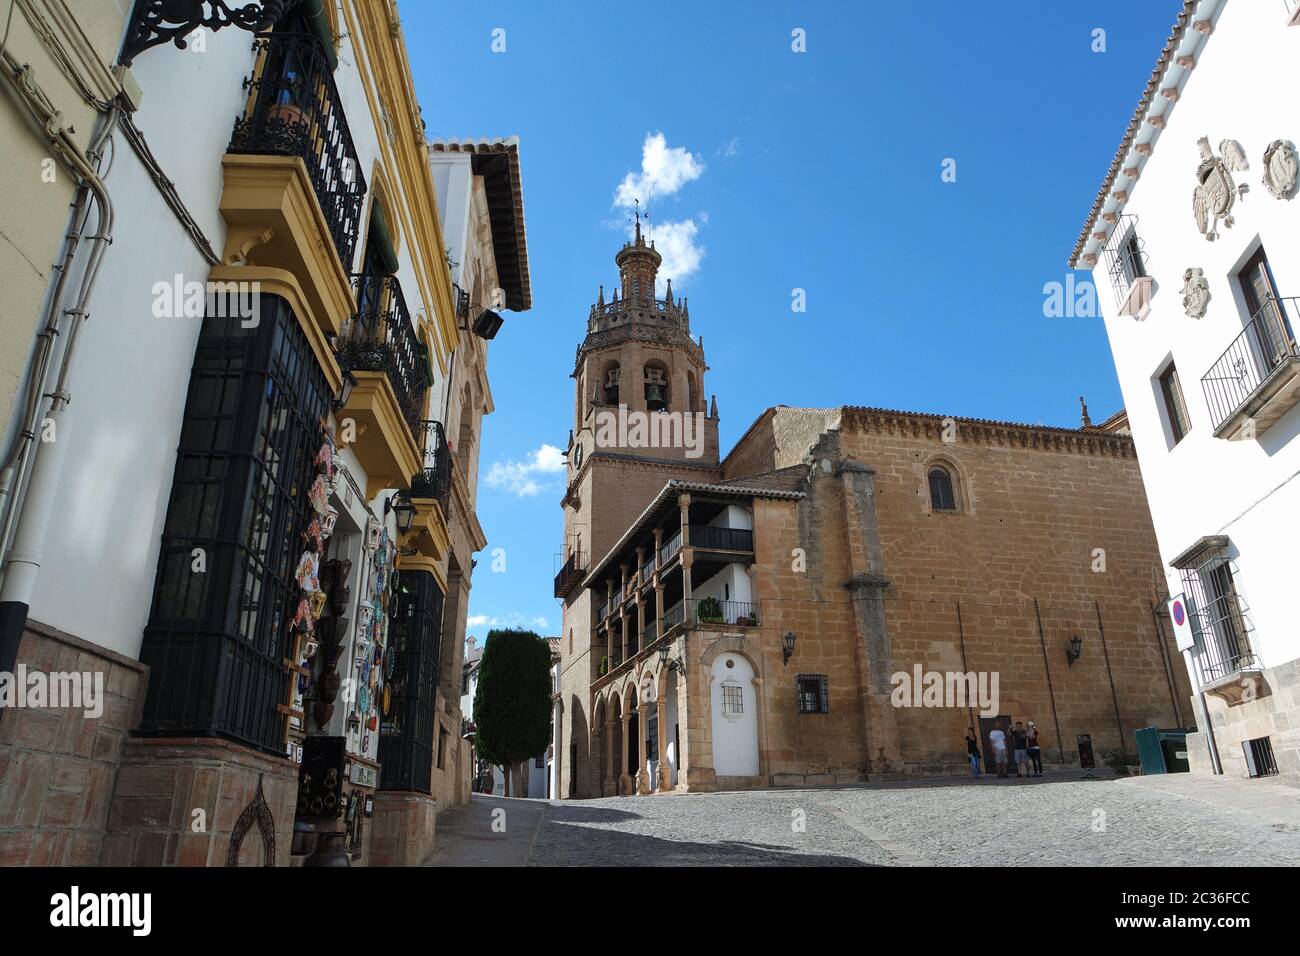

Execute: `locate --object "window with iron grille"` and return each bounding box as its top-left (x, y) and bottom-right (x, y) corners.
top-left (1172, 537), bottom-right (1257, 686)
top-left (380, 570), bottom-right (445, 792)
top-left (1243, 736), bottom-right (1278, 778)
top-left (647, 713), bottom-right (659, 759)
top-left (721, 684), bottom-right (743, 716)
top-left (797, 674), bottom-right (829, 714)
top-left (1103, 214), bottom-right (1150, 307)
top-left (139, 294), bottom-right (329, 755)
top-left (1159, 362), bottom-right (1191, 445)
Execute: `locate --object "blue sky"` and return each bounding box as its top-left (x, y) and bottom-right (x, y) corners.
top-left (399, 0), bottom-right (1181, 644)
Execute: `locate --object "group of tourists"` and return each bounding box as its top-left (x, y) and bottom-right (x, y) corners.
top-left (964, 720), bottom-right (1043, 779)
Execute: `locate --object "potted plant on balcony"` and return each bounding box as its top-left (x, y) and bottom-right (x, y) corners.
top-left (696, 596), bottom-right (724, 624)
top-left (598, 656), bottom-right (608, 677)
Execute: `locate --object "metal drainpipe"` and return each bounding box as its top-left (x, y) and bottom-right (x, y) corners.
top-left (0, 54), bottom-right (117, 673)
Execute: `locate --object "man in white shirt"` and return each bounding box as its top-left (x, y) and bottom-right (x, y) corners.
top-left (989, 724), bottom-right (1009, 778)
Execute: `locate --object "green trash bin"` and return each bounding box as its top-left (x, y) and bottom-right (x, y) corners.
top-left (1134, 727), bottom-right (1191, 774)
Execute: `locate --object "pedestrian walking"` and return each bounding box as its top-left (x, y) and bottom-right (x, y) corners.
top-left (1027, 721), bottom-right (1043, 777)
top-left (965, 727), bottom-right (982, 778)
top-left (1012, 721), bottom-right (1029, 778)
top-left (989, 721), bottom-right (1009, 778)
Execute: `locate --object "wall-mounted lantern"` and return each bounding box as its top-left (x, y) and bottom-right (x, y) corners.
top-left (1066, 634), bottom-right (1083, 667)
top-left (782, 631), bottom-right (797, 666)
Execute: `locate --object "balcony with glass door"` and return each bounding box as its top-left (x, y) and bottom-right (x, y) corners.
top-left (1201, 297), bottom-right (1300, 440)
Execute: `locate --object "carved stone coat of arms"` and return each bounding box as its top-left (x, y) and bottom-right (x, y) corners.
top-left (1192, 137), bottom-right (1248, 241)
top-left (1262, 139), bottom-right (1298, 200)
top-left (1181, 267), bottom-right (1211, 319)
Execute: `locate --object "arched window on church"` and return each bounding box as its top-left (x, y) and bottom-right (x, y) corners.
top-left (928, 466), bottom-right (957, 512)
top-left (644, 363), bottom-right (669, 412)
top-left (686, 372), bottom-right (698, 413)
top-left (602, 363), bottom-right (620, 405)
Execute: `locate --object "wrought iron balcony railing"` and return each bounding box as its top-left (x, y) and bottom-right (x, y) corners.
top-left (554, 551), bottom-right (587, 600)
top-left (688, 599), bottom-right (762, 628)
top-left (410, 420), bottom-right (451, 507)
top-left (230, 32), bottom-right (366, 267)
top-left (689, 525), bottom-right (754, 552)
top-left (1201, 297), bottom-right (1299, 434)
top-left (338, 273), bottom-right (427, 436)
top-left (595, 599), bottom-right (607, 623)
top-left (662, 600), bottom-right (685, 632)
top-left (642, 618), bottom-right (658, 645)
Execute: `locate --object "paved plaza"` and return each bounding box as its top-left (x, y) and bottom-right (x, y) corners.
top-left (424, 771), bottom-right (1300, 867)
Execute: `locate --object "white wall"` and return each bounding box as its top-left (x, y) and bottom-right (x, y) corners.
top-left (709, 652), bottom-right (759, 776)
top-left (26, 10), bottom-right (446, 673)
top-left (1087, 0), bottom-right (1300, 675)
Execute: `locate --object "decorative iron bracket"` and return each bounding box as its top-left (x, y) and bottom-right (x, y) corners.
top-left (120, 0), bottom-right (289, 65)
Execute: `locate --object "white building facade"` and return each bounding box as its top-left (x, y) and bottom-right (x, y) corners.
top-left (1071, 0), bottom-right (1300, 786)
top-left (0, 0), bottom-right (469, 865)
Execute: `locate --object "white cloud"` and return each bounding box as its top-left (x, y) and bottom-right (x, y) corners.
top-left (612, 133), bottom-right (707, 291)
top-left (614, 132), bottom-right (705, 209)
top-left (467, 614), bottom-right (494, 628)
top-left (484, 443), bottom-right (567, 497)
top-left (646, 219), bottom-right (704, 288)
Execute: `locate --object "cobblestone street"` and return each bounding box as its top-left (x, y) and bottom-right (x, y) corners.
top-left (425, 772), bottom-right (1300, 867)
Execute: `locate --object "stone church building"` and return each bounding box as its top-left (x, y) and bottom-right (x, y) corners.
top-left (553, 229), bottom-right (1192, 797)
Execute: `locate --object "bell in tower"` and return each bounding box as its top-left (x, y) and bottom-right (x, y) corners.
top-left (644, 366), bottom-right (668, 412)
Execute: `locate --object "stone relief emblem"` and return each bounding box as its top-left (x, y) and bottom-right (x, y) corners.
top-left (1181, 268), bottom-right (1211, 319)
top-left (1192, 137), bottom-right (1249, 240)
top-left (1262, 139), bottom-right (1298, 200)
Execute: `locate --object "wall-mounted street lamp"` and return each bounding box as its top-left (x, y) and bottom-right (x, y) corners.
top-left (385, 492), bottom-right (416, 534)
top-left (782, 631), bottom-right (797, 666)
top-left (658, 637), bottom-right (686, 679)
top-left (1066, 634), bottom-right (1083, 667)
top-left (120, 0), bottom-right (290, 66)
top-left (333, 366), bottom-right (358, 410)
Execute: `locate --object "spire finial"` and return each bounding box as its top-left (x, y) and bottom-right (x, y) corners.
top-left (1079, 395), bottom-right (1092, 429)
top-left (634, 198), bottom-right (643, 244)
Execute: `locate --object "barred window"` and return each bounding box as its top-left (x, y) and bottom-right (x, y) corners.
top-left (797, 674), bottom-right (829, 714)
top-left (140, 294), bottom-right (329, 754)
top-left (1172, 536), bottom-right (1256, 685)
top-left (928, 466), bottom-right (956, 511)
top-left (721, 684), bottom-right (743, 716)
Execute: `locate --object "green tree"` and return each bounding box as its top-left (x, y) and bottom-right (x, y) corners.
top-left (472, 628), bottom-right (552, 797)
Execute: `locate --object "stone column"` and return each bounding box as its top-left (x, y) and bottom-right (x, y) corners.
top-left (603, 716), bottom-right (616, 796)
top-left (619, 714), bottom-right (634, 795)
top-left (656, 695), bottom-right (672, 792)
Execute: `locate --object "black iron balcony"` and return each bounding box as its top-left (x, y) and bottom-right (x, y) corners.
top-left (642, 618), bottom-right (658, 645)
top-left (229, 32), bottom-right (366, 268)
top-left (1201, 297), bottom-right (1300, 439)
top-left (688, 598), bottom-right (762, 628)
top-left (410, 420), bottom-right (451, 507)
top-left (663, 600), bottom-right (685, 632)
top-left (338, 274), bottom-right (427, 436)
top-left (659, 529), bottom-right (682, 565)
top-left (595, 599), bottom-right (607, 623)
top-left (554, 551), bottom-right (587, 600)
top-left (689, 525), bottom-right (754, 552)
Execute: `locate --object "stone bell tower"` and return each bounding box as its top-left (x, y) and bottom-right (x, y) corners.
top-left (554, 221), bottom-right (723, 797)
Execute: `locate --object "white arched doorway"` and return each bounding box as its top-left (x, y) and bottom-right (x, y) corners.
top-left (709, 653), bottom-right (759, 776)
